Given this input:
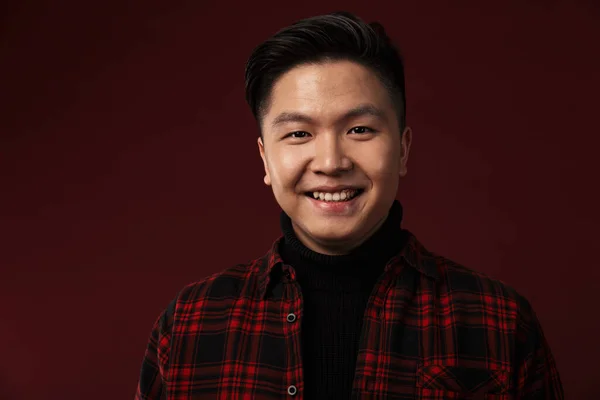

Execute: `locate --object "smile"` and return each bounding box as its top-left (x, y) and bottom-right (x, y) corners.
top-left (305, 189), bottom-right (364, 202)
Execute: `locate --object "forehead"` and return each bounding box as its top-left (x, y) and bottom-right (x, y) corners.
top-left (264, 61), bottom-right (394, 125)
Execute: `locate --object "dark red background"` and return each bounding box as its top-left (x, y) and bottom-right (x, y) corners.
top-left (2, 1), bottom-right (598, 399)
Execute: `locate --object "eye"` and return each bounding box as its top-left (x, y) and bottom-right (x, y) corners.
top-left (287, 131), bottom-right (310, 139)
top-left (348, 126), bottom-right (375, 134)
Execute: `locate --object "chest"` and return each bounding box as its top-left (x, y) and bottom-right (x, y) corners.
top-left (164, 284), bottom-right (518, 399)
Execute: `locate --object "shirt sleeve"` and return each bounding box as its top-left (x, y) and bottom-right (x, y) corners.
top-left (514, 296), bottom-right (564, 399)
top-left (134, 299), bottom-right (176, 400)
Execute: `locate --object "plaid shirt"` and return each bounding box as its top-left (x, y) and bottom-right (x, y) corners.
top-left (135, 231), bottom-right (563, 399)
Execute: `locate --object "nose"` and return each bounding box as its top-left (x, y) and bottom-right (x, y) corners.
top-left (309, 134), bottom-right (353, 175)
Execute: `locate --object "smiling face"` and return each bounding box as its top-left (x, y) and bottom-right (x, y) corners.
top-left (258, 60), bottom-right (412, 255)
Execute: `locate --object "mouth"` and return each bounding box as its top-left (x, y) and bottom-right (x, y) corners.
top-left (304, 188), bottom-right (365, 203)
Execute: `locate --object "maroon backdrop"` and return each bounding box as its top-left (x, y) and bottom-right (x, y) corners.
top-left (2, 1), bottom-right (599, 399)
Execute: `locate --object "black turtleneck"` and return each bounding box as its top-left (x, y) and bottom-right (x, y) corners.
top-left (278, 200), bottom-right (407, 399)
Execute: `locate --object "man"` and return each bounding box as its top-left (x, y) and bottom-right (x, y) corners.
top-left (135, 11), bottom-right (563, 399)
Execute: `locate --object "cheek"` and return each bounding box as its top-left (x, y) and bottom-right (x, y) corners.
top-left (268, 148), bottom-right (306, 189)
top-left (358, 143), bottom-right (400, 181)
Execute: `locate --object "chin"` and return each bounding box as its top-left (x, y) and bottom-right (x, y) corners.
top-left (306, 221), bottom-right (360, 242)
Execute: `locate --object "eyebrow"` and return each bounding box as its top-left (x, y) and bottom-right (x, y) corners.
top-left (270, 103), bottom-right (387, 128)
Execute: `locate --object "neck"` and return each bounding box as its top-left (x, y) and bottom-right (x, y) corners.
top-left (279, 200), bottom-right (407, 268)
top-left (290, 214), bottom-right (388, 256)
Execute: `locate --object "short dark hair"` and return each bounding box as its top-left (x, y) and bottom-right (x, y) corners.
top-left (244, 11), bottom-right (407, 134)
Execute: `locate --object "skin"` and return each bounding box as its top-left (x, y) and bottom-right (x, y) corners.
top-left (258, 60), bottom-right (412, 255)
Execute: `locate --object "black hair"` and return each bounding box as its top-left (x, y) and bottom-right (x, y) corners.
top-left (244, 11), bottom-right (406, 134)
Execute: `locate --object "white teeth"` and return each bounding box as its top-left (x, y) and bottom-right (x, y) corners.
top-left (310, 189), bottom-right (360, 202)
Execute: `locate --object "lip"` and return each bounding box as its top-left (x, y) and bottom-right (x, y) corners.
top-left (306, 185), bottom-right (363, 193)
top-left (304, 188), bottom-right (365, 215)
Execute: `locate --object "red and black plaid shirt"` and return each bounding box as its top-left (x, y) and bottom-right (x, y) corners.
top-left (135, 231), bottom-right (563, 399)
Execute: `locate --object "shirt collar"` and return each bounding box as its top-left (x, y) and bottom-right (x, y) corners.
top-left (257, 231), bottom-right (439, 300)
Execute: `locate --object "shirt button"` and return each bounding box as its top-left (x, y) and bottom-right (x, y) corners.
top-left (287, 385), bottom-right (297, 396)
top-left (286, 313), bottom-right (296, 323)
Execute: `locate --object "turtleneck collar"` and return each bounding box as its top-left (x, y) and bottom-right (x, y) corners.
top-left (278, 200), bottom-right (407, 274)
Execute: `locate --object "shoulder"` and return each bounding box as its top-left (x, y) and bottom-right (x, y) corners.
top-left (406, 232), bottom-right (527, 310)
top-left (432, 252), bottom-right (533, 317)
top-left (181, 260), bottom-right (261, 301)
top-left (162, 257), bottom-right (266, 318)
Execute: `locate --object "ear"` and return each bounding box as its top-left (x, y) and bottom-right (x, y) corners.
top-left (398, 126), bottom-right (412, 177)
top-left (257, 136), bottom-right (272, 186)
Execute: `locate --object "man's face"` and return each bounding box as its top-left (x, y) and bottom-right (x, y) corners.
top-left (258, 60), bottom-right (411, 255)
